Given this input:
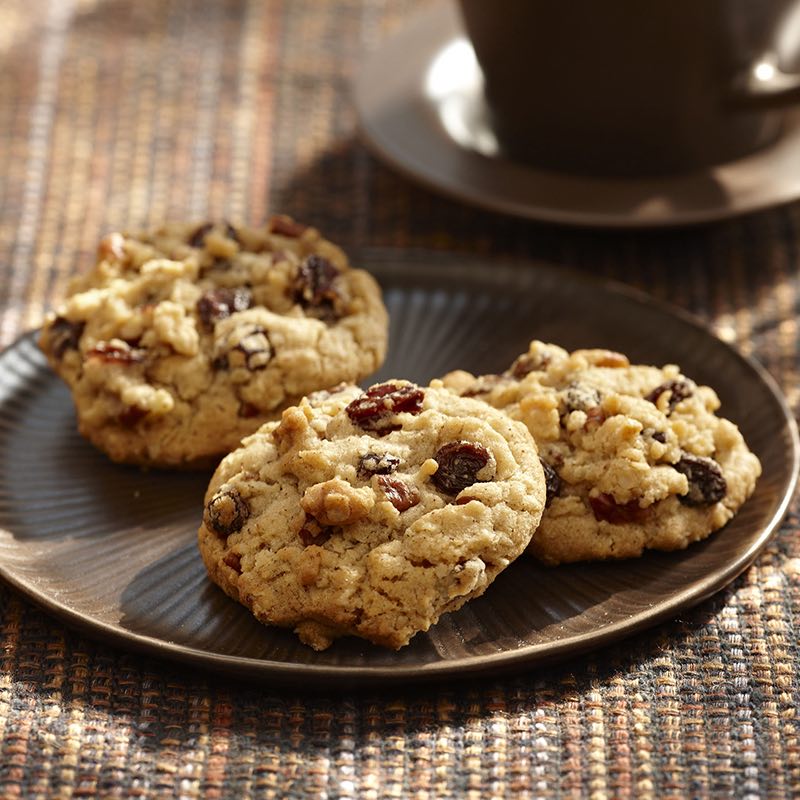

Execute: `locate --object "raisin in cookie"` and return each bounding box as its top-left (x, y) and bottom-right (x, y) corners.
top-left (441, 341), bottom-right (761, 565)
top-left (39, 218), bottom-right (388, 467)
top-left (197, 381), bottom-right (546, 650)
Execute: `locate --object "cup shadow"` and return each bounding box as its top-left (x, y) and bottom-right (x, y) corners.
top-left (273, 132), bottom-right (800, 327)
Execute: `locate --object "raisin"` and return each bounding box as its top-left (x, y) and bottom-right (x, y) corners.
top-left (197, 287), bottom-right (253, 331)
top-left (645, 429), bottom-right (667, 444)
top-left (268, 215), bottom-right (307, 238)
top-left (188, 221), bottom-right (239, 248)
top-left (507, 352), bottom-right (550, 379)
top-left (228, 328), bottom-right (272, 370)
top-left (674, 454), bottom-right (727, 506)
top-left (346, 382), bottom-right (425, 433)
top-left (223, 552), bottom-right (242, 574)
top-left (298, 528), bottom-right (320, 547)
top-left (645, 379), bottom-right (694, 414)
top-left (188, 222), bottom-right (213, 248)
top-left (87, 342), bottom-right (145, 364)
top-left (589, 493), bottom-right (649, 524)
top-left (292, 255), bottom-right (341, 319)
top-left (564, 385), bottom-right (601, 414)
top-left (541, 458), bottom-right (560, 506)
top-left (238, 401), bottom-right (261, 418)
top-left (298, 516), bottom-right (335, 546)
top-left (377, 476), bottom-right (420, 512)
top-left (358, 452), bottom-right (400, 477)
top-left (118, 405), bottom-right (147, 427)
top-left (223, 221), bottom-right (240, 242)
top-left (48, 317), bottom-right (85, 359)
top-left (205, 490), bottom-right (249, 539)
top-left (432, 441), bottom-right (493, 495)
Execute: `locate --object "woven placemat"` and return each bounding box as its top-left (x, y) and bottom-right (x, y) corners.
top-left (1, 0), bottom-right (800, 796)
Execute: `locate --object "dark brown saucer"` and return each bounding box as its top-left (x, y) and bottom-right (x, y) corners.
top-left (0, 255), bottom-right (796, 686)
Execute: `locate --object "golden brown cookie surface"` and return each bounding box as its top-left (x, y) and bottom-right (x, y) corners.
top-left (39, 218), bottom-right (388, 467)
top-left (442, 341), bottom-right (761, 565)
top-left (198, 382), bottom-right (546, 650)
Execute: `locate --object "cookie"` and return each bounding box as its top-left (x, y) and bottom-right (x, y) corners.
top-left (39, 218), bottom-right (388, 467)
top-left (440, 340), bottom-right (761, 565)
top-left (197, 381), bottom-right (546, 650)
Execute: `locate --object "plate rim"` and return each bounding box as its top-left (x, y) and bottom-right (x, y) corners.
top-left (0, 257), bottom-right (797, 686)
top-left (352, 2), bottom-right (800, 229)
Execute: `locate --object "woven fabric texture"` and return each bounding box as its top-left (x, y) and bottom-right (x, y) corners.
top-left (1, 0), bottom-right (800, 797)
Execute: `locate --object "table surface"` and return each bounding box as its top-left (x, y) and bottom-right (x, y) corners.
top-left (2, 1), bottom-right (800, 797)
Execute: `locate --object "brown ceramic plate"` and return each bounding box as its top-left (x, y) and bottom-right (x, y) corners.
top-left (0, 256), bottom-right (796, 686)
top-left (353, 2), bottom-right (800, 228)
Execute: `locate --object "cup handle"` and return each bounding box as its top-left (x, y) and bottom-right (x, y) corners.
top-left (731, 53), bottom-right (800, 107)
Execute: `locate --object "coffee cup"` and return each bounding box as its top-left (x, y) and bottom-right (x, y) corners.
top-left (457, 0), bottom-right (800, 176)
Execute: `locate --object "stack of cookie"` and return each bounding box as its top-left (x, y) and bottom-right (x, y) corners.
top-left (40, 220), bottom-right (761, 651)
